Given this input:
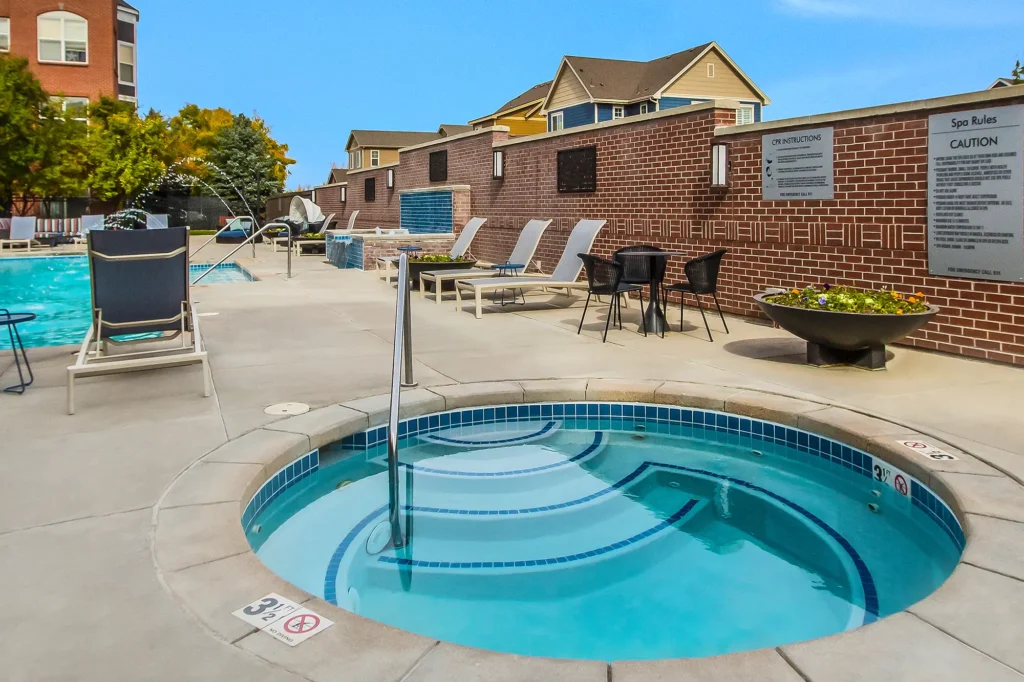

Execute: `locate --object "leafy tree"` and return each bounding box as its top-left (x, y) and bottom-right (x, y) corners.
top-left (86, 98), bottom-right (174, 209)
top-left (167, 104), bottom-right (234, 179)
top-left (206, 113), bottom-right (291, 218)
top-left (1013, 60), bottom-right (1024, 85)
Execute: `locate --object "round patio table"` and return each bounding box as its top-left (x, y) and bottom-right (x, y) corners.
top-left (614, 250), bottom-right (683, 336)
top-left (489, 263), bottom-right (525, 306)
top-left (1, 311), bottom-right (35, 394)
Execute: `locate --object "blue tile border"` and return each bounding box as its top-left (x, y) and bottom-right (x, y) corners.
top-left (241, 449), bottom-right (320, 531)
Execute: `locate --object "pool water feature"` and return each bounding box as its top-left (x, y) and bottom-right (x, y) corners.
top-left (0, 256), bottom-right (253, 349)
top-left (246, 404), bottom-right (963, 661)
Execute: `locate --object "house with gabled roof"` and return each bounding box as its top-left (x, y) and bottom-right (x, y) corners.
top-left (469, 81), bottom-right (551, 136)
top-left (345, 125), bottom-right (473, 170)
top-left (539, 41), bottom-right (769, 132)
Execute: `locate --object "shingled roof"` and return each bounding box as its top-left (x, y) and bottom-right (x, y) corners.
top-left (346, 130), bottom-right (442, 151)
top-left (469, 82), bottom-right (552, 124)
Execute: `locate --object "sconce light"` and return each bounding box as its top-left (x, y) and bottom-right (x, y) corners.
top-left (711, 143), bottom-right (729, 188)
top-left (386, 168), bottom-right (395, 189)
top-left (339, 185), bottom-right (347, 202)
top-left (493, 150), bottom-right (504, 179)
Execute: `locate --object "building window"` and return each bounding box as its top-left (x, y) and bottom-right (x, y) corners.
top-left (349, 150), bottom-right (362, 169)
top-left (370, 150), bottom-right (380, 167)
top-left (0, 18), bottom-right (10, 52)
top-left (640, 103), bottom-right (648, 115)
top-left (612, 106), bottom-right (624, 119)
top-left (429, 150), bottom-right (448, 182)
top-left (364, 177), bottom-right (376, 202)
top-left (557, 146), bottom-right (597, 194)
top-left (736, 105), bottom-right (755, 126)
top-left (50, 96), bottom-right (90, 123)
top-left (38, 11), bottom-right (88, 64)
top-left (707, 63), bottom-right (715, 78)
top-left (550, 112), bottom-right (564, 132)
top-left (118, 42), bottom-right (135, 85)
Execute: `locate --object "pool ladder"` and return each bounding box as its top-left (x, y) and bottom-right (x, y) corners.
top-left (191, 221), bottom-right (289, 284)
top-left (387, 252), bottom-right (417, 548)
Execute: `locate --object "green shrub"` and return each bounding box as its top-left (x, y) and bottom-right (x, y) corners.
top-left (766, 285), bottom-right (930, 315)
top-left (189, 229), bottom-right (218, 236)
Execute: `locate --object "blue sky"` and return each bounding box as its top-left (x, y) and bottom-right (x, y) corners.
top-left (135, 0), bottom-right (1021, 189)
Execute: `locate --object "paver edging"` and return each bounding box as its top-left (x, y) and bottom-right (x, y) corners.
top-left (151, 379), bottom-right (1024, 681)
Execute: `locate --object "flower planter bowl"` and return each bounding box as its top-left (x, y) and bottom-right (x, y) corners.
top-left (753, 293), bottom-right (939, 370)
top-left (408, 259), bottom-right (478, 289)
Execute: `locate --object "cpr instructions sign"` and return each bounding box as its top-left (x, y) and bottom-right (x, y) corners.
top-left (762, 127), bottom-right (834, 200)
top-left (928, 105), bottom-right (1024, 282)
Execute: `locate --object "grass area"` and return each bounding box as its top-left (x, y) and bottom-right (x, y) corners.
top-left (189, 229), bottom-right (219, 236)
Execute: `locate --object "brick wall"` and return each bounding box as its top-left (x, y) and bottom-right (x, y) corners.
top-left (341, 167), bottom-right (400, 230)
top-left (361, 94), bottom-right (1024, 365)
top-left (312, 184), bottom-right (346, 227)
top-left (6, 0), bottom-right (119, 101)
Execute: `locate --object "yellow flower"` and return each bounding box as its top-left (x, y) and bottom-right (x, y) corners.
top-left (909, 296), bottom-right (918, 304)
top-left (791, 289), bottom-right (800, 295)
top-left (916, 291), bottom-right (925, 298)
top-left (896, 309), bottom-right (904, 315)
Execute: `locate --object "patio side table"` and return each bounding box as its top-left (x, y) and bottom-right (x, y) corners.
top-left (489, 263), bottom-right (525, 306)
top-left (1, 310), bottom-right (35, 394)
top-left (614, 251), bottom-right (682, 336)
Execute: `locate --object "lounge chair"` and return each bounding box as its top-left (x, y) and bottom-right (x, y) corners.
top-left (291, 213), bottom-right (336, 256)
top-left (66, 227), bottom-right (210, 414)
top-left (376, 217), bottom-right (486, 281)
top-left (146, 214), bottom-right (169, 229)
top-left (454, 219), bottom-right (606, 319)
top-left (0, 217), bottom-right (39, 251)
top-left (419, 219), bottom-right (553, 305)
top-left (72, 215), bottom-right (105, 247)
top-left (272, 211), bottom-right (354, 251)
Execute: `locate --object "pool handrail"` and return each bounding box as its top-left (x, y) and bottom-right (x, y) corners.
top-left (190, 217), bottom-right (255, 261)
top-left (191, 222), bottom-right (282, 284)
top-left (387, 252), bottom-right (416, 549)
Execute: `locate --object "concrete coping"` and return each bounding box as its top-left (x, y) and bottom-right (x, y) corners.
top-left (397, 185), bottom-right (472, 195)
top-left (715, 84), bottom-right (1024, 137)
top-left (154, 379), bottom-right (1024, 682)
top-left (344, 161), bottom-right (400, 177)
top-left (398, 126), bottom-right (510, 154)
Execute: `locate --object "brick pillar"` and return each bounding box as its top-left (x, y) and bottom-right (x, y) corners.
top-left (452, 187), bottom-right (471, 232)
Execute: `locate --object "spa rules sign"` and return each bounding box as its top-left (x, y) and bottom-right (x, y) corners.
top-left (928, 105), bottom-right (1024, 282)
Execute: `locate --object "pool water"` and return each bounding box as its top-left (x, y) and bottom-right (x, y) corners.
top-left (247, 405), bottom-right (963, 661)
top-left (0, 256), bottom-right (252, 349)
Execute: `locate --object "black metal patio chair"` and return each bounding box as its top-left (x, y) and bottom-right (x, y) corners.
top-left (664, 248), bottom-right (729, 342)
top-left (613, 244), bottom-right (667, 300)
top-left (577, 254), bottom-right (647, 342)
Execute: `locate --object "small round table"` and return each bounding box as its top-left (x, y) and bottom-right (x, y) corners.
top-left (489, 263), bottom-right (525, 305)
top-left (1, 311), bottom-right (35, 394)
top-left (614, 251), bottom-right (683, 336)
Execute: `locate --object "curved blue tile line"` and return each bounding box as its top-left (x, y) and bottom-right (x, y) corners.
top-left (420, 420), bottom-right (557, 447)
top-left (323, 503), bottom-right (388, 605)
top-left (378, 499), bottom-right (701, 570)
top-left (646, 461), bottom-right (879, 622)
top-left (404, 431), bottom-right (604, 477)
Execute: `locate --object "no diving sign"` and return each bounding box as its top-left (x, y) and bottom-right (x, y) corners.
top-left (897, 440), bottom-right (959, 461)
top-left (232, 594), bottom-right (334, 647)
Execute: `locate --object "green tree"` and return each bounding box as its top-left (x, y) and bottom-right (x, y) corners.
top-left (1013, 60), bottom-right (1024, 85)
top-left (206, 113), bottom-right (292, 218)
top-left (86, 98), bottom-right (174, 210)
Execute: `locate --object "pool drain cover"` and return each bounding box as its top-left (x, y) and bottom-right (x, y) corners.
top-left (265, 402), bottom-right (310, 416)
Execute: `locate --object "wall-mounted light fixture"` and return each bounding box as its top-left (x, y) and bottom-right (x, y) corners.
top-left (339, 185), bottom-right (347, 202)
top-left (711, 143), bottom-right (729, 188)
top-left (493, 150), bottom-right (504, 179)
top-left (386, 167), bottom-right (395, 189)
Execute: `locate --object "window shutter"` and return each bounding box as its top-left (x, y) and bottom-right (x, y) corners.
top-left (557, 146), bottom-right (597, 193)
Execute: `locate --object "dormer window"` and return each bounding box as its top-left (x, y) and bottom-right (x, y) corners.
top-left (38, 11), bottom-right (88, 64)
top-left (612, 106), bottom-right (624, 119)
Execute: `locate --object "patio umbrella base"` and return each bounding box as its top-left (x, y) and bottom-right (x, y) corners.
top-left (807, 342), bottom-right (886, 370)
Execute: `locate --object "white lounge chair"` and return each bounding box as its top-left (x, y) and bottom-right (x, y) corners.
top-left (146, 214), bottom-right (169, 229)
top-left (454, 219), bottom-right (606, 319)
top-left (273, 210), bottom-right (356, 251)
top-left (72, 215), bottom-right (105, 247)
top-left (66, 227), bottom-right (209, 414)
top-left (0, 217), bottom-right (39, 251)
top-left (419, 219), bottom-right (553, 305)
top-left (376, 217), bottom-right (486, 281)
top-left (291, 213), bottom-right (335, 256)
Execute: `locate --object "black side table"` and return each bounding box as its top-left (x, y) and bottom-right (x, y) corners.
top-left (1, 310), bottom-right (35, 394)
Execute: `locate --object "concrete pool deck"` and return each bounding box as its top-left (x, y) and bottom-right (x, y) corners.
top-left (2, 243), bottom-right (1024, 681)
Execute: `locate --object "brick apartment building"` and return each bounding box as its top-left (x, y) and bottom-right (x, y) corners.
top-left (0, 0), bottom-right (139, 115)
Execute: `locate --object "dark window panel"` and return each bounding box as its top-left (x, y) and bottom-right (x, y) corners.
top-left (557, 146), bottom-right (597, 193)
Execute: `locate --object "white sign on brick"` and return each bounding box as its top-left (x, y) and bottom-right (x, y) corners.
top-left (762, 127), bottom-right (835, 200)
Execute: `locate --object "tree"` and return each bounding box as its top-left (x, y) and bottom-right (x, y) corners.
top-left (167, 104), bottom-right (234, 179)
top-left (86, 98), bottom-right (174, 210)
top-left (1013, 60), bottom-right (1024, 85)
top-left (206, 113), bottom-right (292, 218)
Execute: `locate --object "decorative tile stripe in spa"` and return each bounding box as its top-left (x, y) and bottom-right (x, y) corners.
top-left (407, 431), bottom-right (604, 477)
top-left (378, 499), bottom-right (704, 570)
top-left (419, 420), bottom-right (559, 447)
top-left (242, 449), bottom-right (320, 531)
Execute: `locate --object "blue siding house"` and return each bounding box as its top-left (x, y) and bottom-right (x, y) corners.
top-left (540, 42), bottom-right (769, 132)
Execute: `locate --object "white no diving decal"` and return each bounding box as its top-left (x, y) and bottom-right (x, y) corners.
top-left (897, 440), bottom-right (959, 461)
top-left (232, 593), bottom-right (334, 647)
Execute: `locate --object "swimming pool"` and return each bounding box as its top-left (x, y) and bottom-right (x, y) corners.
top-left (0, 255), bottom-right (253, 349)
top-left (245, 403), bottom-right (963, 661)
